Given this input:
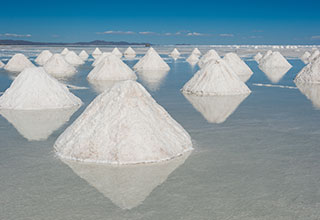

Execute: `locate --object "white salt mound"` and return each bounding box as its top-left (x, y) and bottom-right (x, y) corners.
top-left (124, 47), bottom-right (136, 56)
top-left (294, 57), bottom-right (320, 83)
top-left (301, 51), bottom-right (311, 64)
top-left (191, 48), bottom-right (201, 56)
top-left (54, 80), bottom-right (192, 164)
top-left (0, 67), bottom-right (82, 110)
top-left (261, 50), bottom-right (273, 60)
top-left (35, 50), bottom-right (53, 65)
top-left (254, 52), bottom-right (263, 63)
top-left (0, 60), bottom-right (4, 68)
top-left (64, 51), bottom-right (85, 66)
top-left (87, 54), bottom-right (137, 81)
top-left (79, 50), bottom-right (89, 61)
top-left (92, 48), bottom-right (102, 59)
top-left (112, 47), bottom-right (122, 58)
top-left (308, 50), bottom-right (320, 63)
top-left (4, 53), bottom-right (35, 73)
top-left (186, 54), bottom-right (199, 65)
top-left (92, 52), bottom-right (112, 67)
top-left (61, 48), bottom-right (69, 55)
top-left (44, 54), bottom-right (77, 78)
top-left (133, 47), bottom-right (170, 71)
top-left (198, 49), bottom-right (220, 68)
top-left (181, 59), bottom-right (251, 96)
top-left (171, 48), bottom-right (180, 57)
top-left (223, 53), bottom-right (253, 78)
top-left (259, 51), bottom-right (292, 70)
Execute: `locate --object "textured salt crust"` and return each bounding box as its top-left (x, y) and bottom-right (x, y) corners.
top-left (186, 54), bottom-right (199, 65)
top-left (295, 82), bottom-right (320, 109)
top-left (4, 53), bottom-right (35, 73)
top-left (35, 50), bottom-right (53, 65)
top-left (92, 52), bottom-right (112, 67)
top-left (308, 50), bottom-right (320, 62)
top-left (254, 52), bottom-right (263, 63)
top-left (54, 80), bottom-right (193, 164)
top-left (0, 60), bottom-right (4, 68)
top-left (44, 54), bottom-right (77, 78)
top-left (183, 93), bottom-right (249, 124)
top-left (301, 51), bottom-right (311, 64)
top-left (87, 54), bottom-right (137, 81)
top-left (112, 47), bottom-right (122, 58)
top-left (198, 49), bottom-right (220, 68)
top-left (61, 152), bottom-right (190, 209)
top-left (223, 53), bottom-right (253, 78)
top-left (137, 70), bottom-right (169, 91)
top-left (171, 48), bottom-right (180, 57)
top-left (92, 48), bottom-right (102, 59)
top-left (124, 47), bottom-right (136, 56)
top-left (133, 48), bottom-right (170, 71)
top-left (259, 51), bottom-right (292, 71)
top-left (191, 48), bottom-right (201, 56)
top-left (79, 50), bottom-right (89, 60)
top-left (294, 57), bottom-right (320, 83)
top-left (61, 48), bottom-right (69, 55)
top-left (64, 51), bottom-right (84, 66)
top-left (259, 65), bottom-right (291, 83)
top-left (181, 59), bottom-right (251, 96)
top-left (0, 67), bottom-right (82, 110)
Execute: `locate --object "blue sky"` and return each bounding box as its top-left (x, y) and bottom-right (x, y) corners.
top-left (0, 0), bottom-right (320, 44)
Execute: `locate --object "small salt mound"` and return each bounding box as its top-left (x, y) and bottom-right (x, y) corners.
top-left (92, 48), bottom-right (102, 59)
top-left (198, 49), bottom-right (220, 68)
top-left (4, 53), bottom-right (35, 73)
top-left (124, 47), bottom-right (136, 56)
top-left (54, 80), bottom-right (192, 164)
top-left (183, 93), bottom-right (249, 124)
top-left (133, 47), bottom-right (170, 71)
top-left (44, 54), bottom-right (77, 78)
top-left (171, 48), bottom-right (180, 57)
top-left (301, 51), bottom-right (311, 64)
top-left (79, 50), bottom-right (89, 61)
top-left (87, 54), bottom-right (137, 81)
top-left (138, 70), bottom-right (169, 91)
top-left (61, 48), bottom-right (69, 55)
top-left (223, 53), bottom-right (253, 79)
top-left (191, 48), bottom-right (201, 56)
top-left (92, 52), bottom-right (112, 67)
top-left (294, 57), bottom-right (320, 83)
top-left (295, 82), bottom-right (320, 109)
top-left (254, 52), bottom-right (263, 63)
top-left (64, 51), bottom-right (85, 66)
top-left (259, 51), bottom-right (292, 70)
top-left (112, 47), bottom-right (123, 58)
top-left (0, 60), bottom-right (4, 68)
top-left (35, 50), bottom-right (53, 66)
top-left (181, 59), bottom-right (251, 96)
top-left (186, 53), bottom-right (199, 65)
top-left (308, 50), bottom-right (320, 63)
top-left (0, 67), bottom-right (82, 110)
top-left (261, 50), bottom-right (273, 60)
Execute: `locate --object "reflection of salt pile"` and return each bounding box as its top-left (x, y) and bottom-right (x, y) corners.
top-left (0, 60), bottom-right (5, 68)
top-left (170, 48), bottom-right (180, 59)
top-left (186, 54), bottom-right (199, 65)
top-left (259, 51), bottom-right (292, 74)
top-left (260, 66), bottom-right (291, 83)
top-left (62, 151), bottom-right (190, 210)
top-left (87, 54), bottom-right (137, 81)
top-left (198, 49), bottom-right (220, 68)
top-left (44, 54), bottom-right (77, 78)
top-left (92, 52), bottom-right (111, 67)
top-left (112, 47), bottom-right (122, 58)
top-left (138, 70), bottom-right (169, 91)
top-left (133, 48), bottom-right (170, 71)
top-left (254, 52), bottom-right (262, 63)
top-left (89, 80), bottom-right (118, 94)
top-left (79, 50), bottom-right (89, 61)
top-left (4, 53), bottom-right (35, 72)
top-left (55, 81), bottom-right (192, 164)
top-left (223, 53), bottom-right (253, 81)
top-left (295, 82), bottom-right (320, 109)
top-left (64, 51), bottom-right (85, 66)
top-left (124, 47), bottom-right (136, 58)
top-left (183, 93), bottom-right (249, 123)
top-left (308, 50), bottom-right (320, 62)
top-left (0, 106), bottom-right (79, 141)
top-left (191, 48), bottom-right (201, 56)
top-left (35, 50), bottom-right (53, 65)
top-left (61, 48), bottom-right (69, 55)
top-left (301, 51), bottom-right (311, 64)
top-left (92, 48), bottom-right (102, 59)
top-left (0, 67), bottom-right (82, 110)
top-left (294, 57), bottom-right (320, 83)
top-left (182, 59), bottom-right (251, 95)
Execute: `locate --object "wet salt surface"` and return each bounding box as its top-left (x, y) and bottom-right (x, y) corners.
top-left (0, 46), bottom-right (320, 219)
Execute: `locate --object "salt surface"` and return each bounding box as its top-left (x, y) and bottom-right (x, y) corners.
top-left (0, 60), bottom-right (4, 68)
top-left (79, 50), bottom-right (89, 61)
top-left (54, 80), bottom-right (192, 164)
top-left (4, 53), bottom-right (35, 73)
top-left (198, 49), bottom-right (220, 68)
top-left (0, 67), bottom-right (82, 110)
top-left (64, 51), bottom-right (85, 66)
top-left (223, 53), bottom-right (253, 79)
top-left (295, 82), bottom-right (320, 109)
top-left (294, 57), bottom-right (320, 83)
top-left (35, 50), bottom-right (53, 66)
top-left (112, 47), bottom-right (122, 58)
top-left (44, 54), bottom-right (77, 78)
top-left (133, 48), bottom-right (170, 71)
top-left (92, 48), bottom-right (102, 59)
top-left (308, 50), bottom-right (320, 63)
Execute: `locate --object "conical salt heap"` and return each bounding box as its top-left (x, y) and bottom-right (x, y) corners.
top-left (0, 67), bottom-right (82, 110)
top-left (54, 80), bottom-right (192, 164)
top-left (79, 50), bottom-right (89, 61)
top-left (4, 53), bottom-right (35, 73)
top-left (112, 47), bottom-right (122, 58)
top-left (64, 51), bottom-right (85, 66)
top-left (223, 53), bottom-right (253, 80)
top-left (0, 60), bottom-right (4, 68)
top-left (87, 54), bottom-right (137, 81)
top-left (124, 47), bottom-right (136, 56)
top-left (198, 49), bottom-right (220, 68)
top-left (308, 50), bottom-right (320, 63)
top-left (254, 52), bottom-right (263, 63)
top-left (171, 48), bottom-right (180, 57)
top-left (92, 48), bottom-right (102, 59)
top-left (61, 48), bottom-right (69, 55)
top-left (191, 48), bottom-right (201, 56)
top-left (181, 59), bottom-right (251, 96)
top-left (294, 56), bottom-right (320, 83)
top-left (133, 47), bottom-right (170, 71)
top-left (259, 51), bottom-right (292, 70)
top-left (261, 50), bottom-right (273, 60)
top-left (92, 52), bottom-right (112, 67)
top-left (35, 50), bottom-right (53, 66)
top-left (44, 54), bottom-right (77, 78)
top-left (186, 53), bottom-right (199, 65)
top-left (301, 51), bottom-right (311, 64)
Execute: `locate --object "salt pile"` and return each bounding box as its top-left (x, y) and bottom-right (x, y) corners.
top-left (295, 82), bottom-right (320, 109)
top-left (0, 67), bottom-right (82, 110)
top-left (223, 53), bottom-right (253, 80)
top-left (0, 60), bottom-right (4, 68)
top-left (191, 48), bottom-right (201, 56)
top-left (87, 54), bottom-right (137, 81)
top-left (133, 48), bottom-right (170, 71)
top-left (61, 48), bottom-right (69, 55)
top-left (54, 80), bottom-right (192, 164)
top-left (170, 48), bottom-right (180, 58)
top-left (92, 48), bottom-right (102, 59)
top-left (35, 50), bottom-right (53, 65)
top-left (92, 52), bottom-right (112, 67)
top-left (138, 70), bottom-right (169, 91)
top-left (308, 50), bottom-right (320, 63)
top-left (301, 51), bottom-right (311, 64)
top-left (294, 57), bottom-right (320, 83)
top-left (261, 50), bottom-right (273, 60)
top-left (124, 47), bottom-right (136, 57)
top-left (254, 52), bottom-right (263, 63)
top-left (44, 54), bottom-right (77, 78)
top-left (64, 51), bottom-right (85, 66)
top-left (181, 59), bottom-right (251, 96)
top-left (4, 53), bottom-right (35, 73)
top-left (259, 51), bottom-right (292, 70)
top-left (112, 47), bottom-right (122, 58)
top-left (186, 54), bottom-right (199, 65)
top-left (198, 49), bottom-right (220, 68)
top-left (79, 50), bottom-right (89, 61)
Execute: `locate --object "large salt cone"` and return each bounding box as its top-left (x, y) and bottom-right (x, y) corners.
top-left (295, 82), bottom-right (320, 109)
top-left (183, 93), bottom-right (249, 124)
top-left (0, 106), bottom-right (79, 141)
top-left (79, 50), bottom-right (89, 61)
top-left (294, 57), bottom-right (320, 84)
top-left (64, 51), bottom-right (85, 66)
top-left (92, 52), bottom-right (112, 67)
top-left (54, 80), bottom-right (193, 164)
top-left (260, 65), bottom-right (291, 83)
top-left (35, 50), bottom-right (53, 66)
top-left (44, 54), bottom-right (77, 78)
top-left (4, 53), bottom-right (35, 73)
top-left (137, 70), bottom-right (169, 91)
top-left (259, 51), bottom-right (292, 70)
top-left (92, 48), bottom-right (102, 59)
top-left (223, 53), bottom-right (253, 81)
top-left (112, 47), bottom-right (122, 58)
top-left (308, 50), bottom-right (320, 63)
top-left (61, 151), bottom-right (190, 210)
top-left (133, 47), bottom-right (170, 71)
top-left (198, 49), bottom-right (220, 68)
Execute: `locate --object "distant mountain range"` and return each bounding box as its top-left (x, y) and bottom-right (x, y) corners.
top-left (0, 39), bottom-right (150, 46)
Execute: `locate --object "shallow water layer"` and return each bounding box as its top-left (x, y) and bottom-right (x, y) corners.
top-left (0, 46), bottom-right (320, 220)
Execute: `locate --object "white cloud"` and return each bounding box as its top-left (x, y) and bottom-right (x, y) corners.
top-left (219, 33), bottom-right (234, 37)
top-left (99, 30), bottom-right (135, 35)
top-left (139, 31), bottom-right (158, 35)
top-left (311, 35), bottom-right (320, 40)
top-left (186, 32), bottom-right (205, 36)
top-left (0, 33), bottom-right (31, 38)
